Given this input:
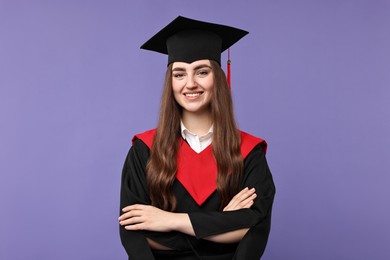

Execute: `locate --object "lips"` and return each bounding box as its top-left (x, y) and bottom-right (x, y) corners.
top-left (184, 91), bottom-right (203, 97)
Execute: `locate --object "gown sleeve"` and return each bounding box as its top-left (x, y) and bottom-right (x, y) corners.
top-left (119, 139), bottom-right (191, 259)
top-left (187, 144), bottom-right (275, 259)
top-left (120, 139), bottom-right (155, 260)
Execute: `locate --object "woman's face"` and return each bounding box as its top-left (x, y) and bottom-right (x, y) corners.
top-left (171, 59), bottom-right (214, 115)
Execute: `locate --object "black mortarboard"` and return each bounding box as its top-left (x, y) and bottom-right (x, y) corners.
top-left (140, 16), bottom-right (248, 65)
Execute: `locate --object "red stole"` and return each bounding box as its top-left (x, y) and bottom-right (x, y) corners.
top-left (133, 129), bottom-right (267, 206)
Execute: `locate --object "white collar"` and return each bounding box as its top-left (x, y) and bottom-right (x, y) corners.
top-left (180, 121), bottom-right (213, 139)
top-left (180, 121), bottom-right (213, 153)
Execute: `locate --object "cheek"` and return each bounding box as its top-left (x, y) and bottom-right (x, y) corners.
top-left (172, 80), bottom-right (183, 93)
top-left (172, 84), bottom-right (182, 103)
top-left (205, 83), bottom-right (215, 103)
top-left (204, 77), bottom-right (215, 91)
top-left (173, 91), bottom-right (181, 103)
top-left (204, 82), bottom-right (215, 93)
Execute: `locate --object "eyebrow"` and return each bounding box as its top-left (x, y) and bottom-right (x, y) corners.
top-left (172, 64), bottom-right (212, 72)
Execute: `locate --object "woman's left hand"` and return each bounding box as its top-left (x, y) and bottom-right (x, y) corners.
top-left (223, 187), bottom-right (257, 211)
top-left (119, 204), bottom-right (176, 232)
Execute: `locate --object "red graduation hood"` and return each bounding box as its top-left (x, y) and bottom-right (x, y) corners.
top-left (133, 129), bottom-right (266, 206)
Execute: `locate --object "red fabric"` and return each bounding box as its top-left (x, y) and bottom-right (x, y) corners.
top-left (176, 140), bottom-right (217, 205)
top-left (227, 60), bottom-right (231, 88)
top-left (227, 48), bottom-right (231, 88)
top-left (132, 129), bottom-right (155, 148)
top-left (134, 129), bottom-right (267, 206)
top-left (240, 131), bottom-right (267, 157)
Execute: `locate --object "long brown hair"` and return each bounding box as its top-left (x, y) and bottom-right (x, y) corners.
top-left (146, 60), bottom-right (243, 211)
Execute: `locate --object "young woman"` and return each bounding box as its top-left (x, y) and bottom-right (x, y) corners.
top-left (119, 16), bottom-right (275, 260)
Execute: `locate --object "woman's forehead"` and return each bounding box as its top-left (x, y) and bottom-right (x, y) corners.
top-left (172, 59), bottom-right (211, 70)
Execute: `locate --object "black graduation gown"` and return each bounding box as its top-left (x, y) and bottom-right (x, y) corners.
top-left (119, 133), bottom-right (275, 260)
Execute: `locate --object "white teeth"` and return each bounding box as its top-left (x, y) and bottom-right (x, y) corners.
top-left (185, 93), bottom-right (201, 97)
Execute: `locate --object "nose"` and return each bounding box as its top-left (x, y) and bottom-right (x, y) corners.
top-left (185, 75), bottom-right (197, 89)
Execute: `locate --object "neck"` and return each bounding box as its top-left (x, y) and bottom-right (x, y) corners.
top-left (182, 110), bottom-right (213, 136)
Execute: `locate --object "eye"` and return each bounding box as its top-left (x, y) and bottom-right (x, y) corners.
top-left (196, 70), bottom-right (210, 77)
top-left (173, 73), bottom-right (185, 79)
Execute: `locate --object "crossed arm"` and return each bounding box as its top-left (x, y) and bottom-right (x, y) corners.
top-left (118, 187), bottom-right (257, 248)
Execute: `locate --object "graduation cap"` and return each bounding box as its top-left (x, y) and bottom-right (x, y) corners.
top-left (140, 16), bottom-right (248, 65)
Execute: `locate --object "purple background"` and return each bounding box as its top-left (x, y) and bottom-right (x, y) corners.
top-left (1, 0), bottom-right (389, 259)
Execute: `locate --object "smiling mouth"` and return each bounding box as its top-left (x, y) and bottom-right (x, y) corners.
top-left (184, 92), bottom-right (203, 97)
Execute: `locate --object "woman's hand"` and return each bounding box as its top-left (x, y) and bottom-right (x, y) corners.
top-left (206, 187), bottom-right (256, 243)
top-left (119, 204), bottom-right (195, 236)
top-left (223, 187), bottom-right (257, 211)
top-left (119, 204), bottom-right (177, 232)
top-left (205, 188), bottom-right (257, 243)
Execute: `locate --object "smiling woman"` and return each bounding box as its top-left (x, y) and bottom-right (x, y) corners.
top-left (119, 16), bottom-right (275, 260)
top-left (172, 60), bottom-right (214, 122)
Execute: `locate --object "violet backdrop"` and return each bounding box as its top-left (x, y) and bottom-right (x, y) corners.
top-left (1, 0), bottom-right (389, 259)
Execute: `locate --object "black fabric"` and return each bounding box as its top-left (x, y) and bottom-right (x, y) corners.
top-left (153, 249), bottom-right (198, 260)
top-left (140, 16), bottom-right (248, 65)
top-left (119, 138), bottom-right (275, 260)
top-left (167, 30), bottom-right (222, 65)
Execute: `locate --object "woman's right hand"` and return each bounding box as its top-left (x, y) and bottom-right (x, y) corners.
top-left (223, 187), bottom-right (257, 211)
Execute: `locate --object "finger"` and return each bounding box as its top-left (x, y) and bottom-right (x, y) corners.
top-left (120, 216), bottom-right (144, 226)
top-left (118, 209), bottom-right (143, 221)
top-left (224, 188), bottom-right (249, 210)
top-left (234, 187), bottom-right (250, 199)
top-left (122, 204), bottom-right (147, 212)
top-left (227, 188), bottom-right (249, 208)
top-left (242, 199), bottom-right (254, 209)
top-left (224, 191), bottom-right (257, 211)
top-left (239, 193), bottom-right (257, 208)
top-left (230, 188), bottom-right (256, 208)
top-left (234, 188), bottom-right (256, 202)
top-left (241, 192), bottom-right (257, 204)
top-left (124, 222), bottom-right (145, 230)
top-left (242, 192), bottom-right (257, 203)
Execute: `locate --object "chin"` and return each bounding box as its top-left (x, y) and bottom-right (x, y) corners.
top-left (184, 106), bottom-right (209, 114)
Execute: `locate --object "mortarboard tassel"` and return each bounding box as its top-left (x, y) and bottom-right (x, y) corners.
top-left (227, 48), bottom-right (231, 89)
